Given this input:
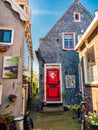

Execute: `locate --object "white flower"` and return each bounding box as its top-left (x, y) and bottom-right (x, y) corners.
top-left (91, 120), bottom-right (96, 125)
top-left (84, 115), bottom-right (87, 118)
top-left (95, 123), bottom-right (98, 126)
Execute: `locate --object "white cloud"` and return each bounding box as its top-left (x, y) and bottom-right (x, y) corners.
top-left (31, 9), bottom-right (60, 16)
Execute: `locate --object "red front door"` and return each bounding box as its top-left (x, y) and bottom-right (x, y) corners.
top-left (46, 68), bottom-right (61, 101)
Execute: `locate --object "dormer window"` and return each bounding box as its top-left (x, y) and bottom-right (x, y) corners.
top-left (17, 1), bottom-right (25, 10)
top-left (19, 4), bottom-right (24, 9)
top-left (74, 12), bottom-right (81, 22)
top-left (62, 32), bottom-right (75, 50)
top-left (0, 28), bottom-right (14, 45)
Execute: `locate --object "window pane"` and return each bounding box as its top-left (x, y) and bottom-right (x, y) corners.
top-left (68, 35), bottom-right (72, 39)
top-left (65, 40), bottom-right (68, 47)
top-left (0, 30), bottom-right (12, 42)
top-left (4, 31), bottom-right (11, 42)
top-left (64, 35), bottom-right (68, 40)
top-left (75, 14), bottom-right (79, 20)
top-left (64, 34), bottom-right (74, 48)
top-left (86, 46), bottom-right (96, 82)
top-left (69, 40), bottom-right (73, 47)
top-left (0, 30), bottom-right (3, 41)
top-left (20, 4), bottom-right (24, 9)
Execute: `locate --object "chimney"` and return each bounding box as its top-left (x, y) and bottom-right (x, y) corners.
top-left (73, 0), bottom-right (78, 3)
top-left (94, 10), bottom-right (98, 16)
top-left (40, 38), bottom-right (44, 44)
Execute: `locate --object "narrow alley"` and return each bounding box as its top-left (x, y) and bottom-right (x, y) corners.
top-left (29, 96), bottom-right (81, 130)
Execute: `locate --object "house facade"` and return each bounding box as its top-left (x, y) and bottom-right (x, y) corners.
top-left (75, 10), bottom-right (98, 112)
top-left (0, 0), bottom-right (33, 119)
top-left (36, 0), bottom-right (93, 108)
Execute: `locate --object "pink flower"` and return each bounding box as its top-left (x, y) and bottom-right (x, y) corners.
top-left (85, 118), bottom-right (91, 123)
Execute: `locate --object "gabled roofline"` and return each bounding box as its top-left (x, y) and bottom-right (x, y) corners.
top-left (75, 14), bottom-right (98, 50)
top-left (3, 0), bottom-right (29, 21)
top-left (43, 1), bottom-right (93, 39)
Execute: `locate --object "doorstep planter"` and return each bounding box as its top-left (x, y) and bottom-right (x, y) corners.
top-left (85, 111), bottom-right (98, 130)
top-left (0, 115), bottom-right (14, 127)
top-left (8, 94), bottom-right (17, 102)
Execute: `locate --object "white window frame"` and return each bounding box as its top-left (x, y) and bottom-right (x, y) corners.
top-left (0, 27), bottom-right (14, 45)
top-left (74, 12), bottom-right (81, 22)
top-left (83, 46), bottom-right (97, 84)
top-left (62, 32), bottom-right (75, 50)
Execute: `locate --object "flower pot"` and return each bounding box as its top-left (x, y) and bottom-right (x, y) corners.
top-left (8, 94), bottom-right (17, 102)
top-left (10, 98), bottom-right (17, 102)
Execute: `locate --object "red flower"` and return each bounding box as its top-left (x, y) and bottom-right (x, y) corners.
top-left (83, 108), bottom-right (87, 113)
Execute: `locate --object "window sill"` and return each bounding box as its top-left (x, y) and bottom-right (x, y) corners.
top-left (74, 20), bottom-right (81, 22)
top-left (63, 48), bottom-right (74, 50)
top-left (84, 82), bottom-right (98, 87)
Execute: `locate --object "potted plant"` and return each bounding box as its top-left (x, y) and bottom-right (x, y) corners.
top-left (85, 111), bottom-right (98, 130)
top-left (0, 114), bottom-right (14, 128)
top-left (8, 94), bottom-right (17, 102)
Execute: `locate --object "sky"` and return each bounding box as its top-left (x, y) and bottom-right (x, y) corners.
top-left (29, 0), bottom-right (98, 73)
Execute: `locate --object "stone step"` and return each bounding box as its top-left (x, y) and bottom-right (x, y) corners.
top-left (43, 106), bottom-right (64, 112)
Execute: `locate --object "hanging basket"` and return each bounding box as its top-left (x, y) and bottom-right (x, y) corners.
top-left (8, 94), bottom-right (17, 102)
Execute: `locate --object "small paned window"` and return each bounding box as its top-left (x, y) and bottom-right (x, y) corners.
top-left (74, 12), bottom-right (81, 22)
top-left (0, 30), bottom-right (12, 42)
top-left (85, 46), bottom-right (96, 83)
top-left (19, 4), bottom-right (24, 9)
top-left (0, 28), bottom-right (14, 45)
top-left (75, 14), bottom-right (79, 20)
top-left (62, 33), bottom-right (74, 50)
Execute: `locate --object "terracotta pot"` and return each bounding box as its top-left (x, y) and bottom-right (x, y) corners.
top-left (11, 98), bottom-right (16, 102)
